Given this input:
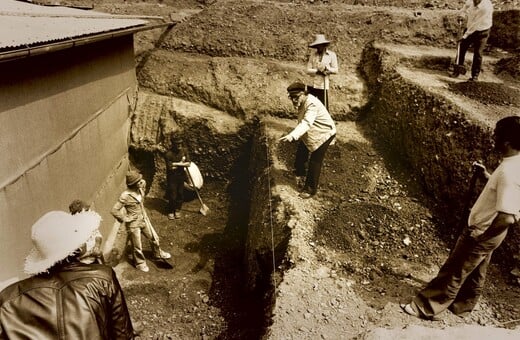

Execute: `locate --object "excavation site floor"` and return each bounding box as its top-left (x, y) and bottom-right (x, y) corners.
top-left (112, 119), bottom-right (520, 339)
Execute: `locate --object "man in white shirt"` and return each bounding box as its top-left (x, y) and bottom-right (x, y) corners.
top-left (452, 0), bottom-right (493, 81)
top-left (280, 82), bottom-right (336, 199)
top-left (306, 34), bottom-right (338, 109)
top-left (401, 115), bottom-right (520, 320)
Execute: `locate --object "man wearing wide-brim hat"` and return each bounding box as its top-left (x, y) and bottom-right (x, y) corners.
top-left (0, 210), bottom-right (135, 338)
top-left (306, 34), bottom-right (338, 109)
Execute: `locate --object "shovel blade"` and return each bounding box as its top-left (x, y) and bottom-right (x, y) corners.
top-left (199, 204), bottom-right (210, 216)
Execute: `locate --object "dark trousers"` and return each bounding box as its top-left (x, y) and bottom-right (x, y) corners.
top-left (412, 227), bottom-right (507, 318)
top-left (166, 175), bottom-right (184, 213)
top-left (456, 29), bottom-right (490, 78)
top-left (294, 134), bottom-right (335, 194)
top-left (307, 86), bottom-right (329, 110)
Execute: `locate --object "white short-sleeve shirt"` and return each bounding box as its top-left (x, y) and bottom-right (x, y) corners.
top-left (469, 154), bottom-right (520, 235)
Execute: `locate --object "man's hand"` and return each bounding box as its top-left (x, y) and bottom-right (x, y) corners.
top-left (317, 63), bottom-right (329, 76)
top-left (472, 161), bottom-right (490, 179)
top-left (279, 134), bottom-right (294, 142)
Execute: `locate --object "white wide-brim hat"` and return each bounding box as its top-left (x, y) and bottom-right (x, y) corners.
top-left (309, 34), bottom-right (331, 47)
top-left (24, 210), bottom-right (102, 275)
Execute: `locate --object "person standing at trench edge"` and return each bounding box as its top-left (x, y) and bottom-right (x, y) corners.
top-left (401, 115), bottom-right (520, 320)
top-left (279, 81), bottom-right (336, 199)
top-left (451, 0), bottom-right (493, 81)
top-left (306, 34), bottom-right (338, 109)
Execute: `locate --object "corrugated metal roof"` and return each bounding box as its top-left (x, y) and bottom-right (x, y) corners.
top-left (0, 0), bottom-right (147, 50)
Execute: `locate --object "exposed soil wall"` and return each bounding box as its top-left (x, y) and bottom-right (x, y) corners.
top-left (244, 122), bottom-right (291, 294)
top-left (359, 41), bottom-right (520, 265)
top-left (489, 10), bottom-right (520, 50)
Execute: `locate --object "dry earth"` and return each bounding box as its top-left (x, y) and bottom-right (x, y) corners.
top-left (45, 0), bottom-right (520, 339)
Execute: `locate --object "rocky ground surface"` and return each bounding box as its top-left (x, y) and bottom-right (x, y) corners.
top-left (48, 0), bottom-right (520, 339)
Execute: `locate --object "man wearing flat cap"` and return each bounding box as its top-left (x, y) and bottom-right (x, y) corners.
top-left (280, 82), bottom-right (336, 198)
top-left (306, 34), bottom-right (338, 109)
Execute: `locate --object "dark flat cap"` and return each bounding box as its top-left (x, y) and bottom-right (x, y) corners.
top-left (287, 82), bottom-right (306, 93)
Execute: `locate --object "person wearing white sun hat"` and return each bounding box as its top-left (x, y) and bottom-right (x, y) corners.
top-left (306, 33), bottom-right (338, 109)
top-left (0, 210), bottom-right (135, 339)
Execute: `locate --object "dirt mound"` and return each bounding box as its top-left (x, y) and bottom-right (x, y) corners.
top-left (449, 81), bottom-right (520, 107)
top-left (496, 54), bottom-right (520, 81)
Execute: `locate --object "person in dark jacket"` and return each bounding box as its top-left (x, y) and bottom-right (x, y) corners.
top-left (0, 210), bottom-right (135, 339)
top-left (164, 134), bottom-right (191, 220)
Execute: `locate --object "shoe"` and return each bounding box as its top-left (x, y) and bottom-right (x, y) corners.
top-left (400, 303), bottom-right (419, 317)
top-left (295, 176), bottom-right (305, 189)
top-left (468, 76), bottom-right (478, 82)
top-left (167, 213), bottom-right (175, 220)
top-left (299, 192), bottom-right (315, 199)
top-left (156, 250), bottom-right (171, 259)
top-left (400, 303), bottom-right (441, 321)
top-left (451, 64), bottom-right (467, 77)
top-left (132, 321), bottom-right (144, 336)
top-left (136, 263), bottom-right (149, 272)
top-left (174, 212), bottom-right (182, 219)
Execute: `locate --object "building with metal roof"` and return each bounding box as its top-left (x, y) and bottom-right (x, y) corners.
top-left (0, 0), bottom-right (171, 288)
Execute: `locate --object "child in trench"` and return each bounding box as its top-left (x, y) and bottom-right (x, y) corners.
top-left (111, 170), bottom-right (171, 272)
top-left (164, 134), bottom-right (191, 220)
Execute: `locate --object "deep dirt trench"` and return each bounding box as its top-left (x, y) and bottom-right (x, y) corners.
top-left (115, 115), bottom-right (520, 340)
top-left (114, 164), bottom-right (269, 338)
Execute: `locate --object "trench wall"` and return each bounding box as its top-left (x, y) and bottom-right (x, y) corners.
top-left (359, 41), bottom-right (519, 259)
top-left (244, 123), bottom-right (291, 294)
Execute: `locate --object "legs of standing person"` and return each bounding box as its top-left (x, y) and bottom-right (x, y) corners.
top-left (449, 252), bottom-right (492, 315)
top-left (141, 218), bottom-right (163, 258)
top-left (412, 229), bottom-right (506, 319)
top-left (173, 177), bottom-right (184, 217)
top-left (453, 34), bottom-right (471, 77)
top-left (127, 222), bottom-right (147, 267)
top-left (470, 29), bottom-right (490, 80)
top-left (294, 141), bottom-right (309, 178)
top-left (166, 174), bottom-right (176, 219)
top-left (303, 135), bottom-right (335, 195)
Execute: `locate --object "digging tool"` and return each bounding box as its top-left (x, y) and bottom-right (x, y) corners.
top-left (461, 162), bottom-right (484, 224)
top-left (185, 167), bottom-right (209, 216)
top-left (323, 87), bottom-right (328, 110)
top-left (452, 18), bottom-right (467, 76)
top-left (139, 192), bottom-right (174, 269)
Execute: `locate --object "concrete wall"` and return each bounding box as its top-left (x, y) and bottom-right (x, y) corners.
top-left (0, 36), bottom-right (137, 288)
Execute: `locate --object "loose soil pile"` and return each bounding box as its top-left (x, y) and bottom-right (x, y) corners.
top-left (449, 81), bottom-right (520, 107)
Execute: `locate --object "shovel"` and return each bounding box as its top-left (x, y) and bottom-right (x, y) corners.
top-left (185, 167), bottom-right (209, 216)
top-left (139, 193), bottom-right (174, 269)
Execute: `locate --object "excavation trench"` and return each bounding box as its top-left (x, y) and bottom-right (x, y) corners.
top-left (115, 115), bottom-right (285, 339)
top-left (114, 38), bottom-right (520, 338)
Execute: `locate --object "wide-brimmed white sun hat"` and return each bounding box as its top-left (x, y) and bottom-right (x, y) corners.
top-left (309, 34), bottom-right (331, 47)
top-left (24, 210), bottom-right (102, 275)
